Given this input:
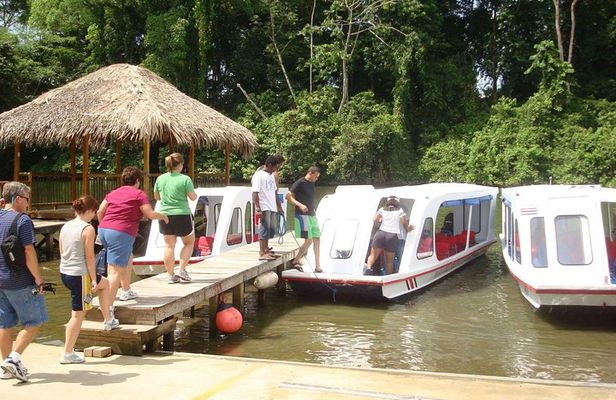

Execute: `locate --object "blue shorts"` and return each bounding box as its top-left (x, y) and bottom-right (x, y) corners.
top-left (0, 286), bottom-right (48, 328)
top-left (98, 227), bottom-right (135, 268)
top-left (61, 273), bottom-right (102, 312)
top-left (258, 211), bottom-right (279, 240)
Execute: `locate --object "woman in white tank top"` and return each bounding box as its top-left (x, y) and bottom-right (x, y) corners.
top-left (365, 196), bottom-right (413, 275)
top-left (59, 195), bottom-right (117, 364)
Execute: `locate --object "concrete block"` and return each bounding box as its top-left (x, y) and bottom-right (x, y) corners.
top-left (84, 346), bottom-right (98, 357)
top-left (92, 346), bottom-right (113, 358)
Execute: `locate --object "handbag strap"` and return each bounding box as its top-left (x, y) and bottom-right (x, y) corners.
top-left (8, 212), bottom-right (23, 237)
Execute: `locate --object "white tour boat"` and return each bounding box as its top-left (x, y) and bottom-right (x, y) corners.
top-left (133, 186), bottom-right (287, 277)
top-left (282, 183), bottom-right (498, 300)
top-left (501, 184), bottom-right (616, 308)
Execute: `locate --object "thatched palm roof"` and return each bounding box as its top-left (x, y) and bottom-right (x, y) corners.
top-left (0, 63), bottom-right (257, 157)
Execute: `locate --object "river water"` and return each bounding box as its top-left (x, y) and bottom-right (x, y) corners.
top-left (34, 186), bottom-right (616, 383)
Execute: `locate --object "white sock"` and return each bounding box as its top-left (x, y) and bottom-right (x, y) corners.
top-left (8, 351), bottom-right (21, 363)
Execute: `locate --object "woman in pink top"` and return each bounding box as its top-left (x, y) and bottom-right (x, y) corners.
top-left (97, 167), bottom-right (168, 307)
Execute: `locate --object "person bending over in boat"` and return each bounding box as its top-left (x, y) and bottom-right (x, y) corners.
top-left (154, 153), bottom-right (198, 284)
top-left (365, 196), bottom-right (413, 275)
top-left (252, 155), bottom-right (285, 261)
top-left (287, 166), bottom-right (322, 273)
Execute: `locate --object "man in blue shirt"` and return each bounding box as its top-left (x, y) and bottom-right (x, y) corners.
top-left (0, 182), bottom-right (48, 382)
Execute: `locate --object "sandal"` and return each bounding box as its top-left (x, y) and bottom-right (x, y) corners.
top-left (290, 264), bottom-right (303, 272)
top-left (314, 268), bottom-right (323, 273)
top-left (259, 254), bottom-right (277, 261)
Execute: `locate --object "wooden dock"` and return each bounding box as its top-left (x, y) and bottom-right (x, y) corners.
top-left (79, 233), bottom-right (300, 355)
top-left (32, 219), bottom-right (66, 258)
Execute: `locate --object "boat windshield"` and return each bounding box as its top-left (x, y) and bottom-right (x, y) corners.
top-left (326, 219), bottom-right (360, 259)
top-left (602, 202), bottom-right (616, 282)
top-left (555, 215), bottom-right (592, 265)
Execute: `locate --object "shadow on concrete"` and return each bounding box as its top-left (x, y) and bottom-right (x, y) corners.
top-left (26, 371), bottom-right (139, 386)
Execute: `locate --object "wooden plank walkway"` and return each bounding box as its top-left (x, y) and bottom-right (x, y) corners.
top-left (81, 233), bottom-right (300, 354)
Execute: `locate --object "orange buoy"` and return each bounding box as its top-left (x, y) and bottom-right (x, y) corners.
top-left (215, 303), bottom-right (243, 333)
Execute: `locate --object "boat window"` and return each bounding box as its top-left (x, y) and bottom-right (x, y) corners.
top-left (530, 217), bottom-right (547, 268)
top-left (328, 219), bottom-right (359, 259)
top-left (555, 215), bottom-right (592, 265)
top-left (194, 196), bottom-right (209, 238)
top-left (245, 202), bottom-right (252, 244)
top-left (507, 206), bottom-right (514, 259)
top-left (227, 207), bottom-right (243, 246)
top-left (514, 219), bottom-right (521, 264)
top-left (435, 203), bottom-right (464, 259)
top-left (214, 203), bottom-right (221, 231)
top-left (417, 218), bottom-right (434, 259)
top-left (601, 202), bottom-right (616, 277)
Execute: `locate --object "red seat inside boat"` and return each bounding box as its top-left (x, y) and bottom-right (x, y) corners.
top-left (454, 230), bottom-right (477, 251)
top-left (418, 236), bottom-right (433, 253)
top-left (435, 233), bottom-right (454, 260)
top-left (227, 233), bottom-right (243, 245)
top-left (196, 235), bottom-right (214, 256)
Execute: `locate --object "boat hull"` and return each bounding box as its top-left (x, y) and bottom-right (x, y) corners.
top-left (510, 271), bottom-right (616, 308)
top-left (285, 241), bottom-right (494, 301)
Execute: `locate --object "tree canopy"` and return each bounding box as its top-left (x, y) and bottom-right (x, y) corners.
top-left (0, 0), bottom-right (614, 186)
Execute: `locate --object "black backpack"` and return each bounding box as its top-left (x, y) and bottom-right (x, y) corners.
top-left (1, 212), bottom-right (26, 271)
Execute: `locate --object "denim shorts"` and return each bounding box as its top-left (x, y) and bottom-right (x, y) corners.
top-left (98, 227), bottom-right (135, 268)
top-left (0, 285), bottom-right (48, 328)
top-left (258, 211), bottom-right (279, 240)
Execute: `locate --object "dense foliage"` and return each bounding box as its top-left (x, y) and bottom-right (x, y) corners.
top-left (0, 0), bottom-right (614, 187)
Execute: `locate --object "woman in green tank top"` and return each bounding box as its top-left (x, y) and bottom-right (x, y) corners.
top-left (153, 153), bottom-right (197, 284)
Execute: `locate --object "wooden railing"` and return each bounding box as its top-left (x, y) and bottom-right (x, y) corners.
top-left (11, 171), bottom-right (228, 210)
top-left (145, 172), bottom-right (227, 197)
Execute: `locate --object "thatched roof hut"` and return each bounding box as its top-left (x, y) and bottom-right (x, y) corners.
top-left (0, 63), bottom-right (257, 156)
top-left (0, 64), bottom-right (258, 202)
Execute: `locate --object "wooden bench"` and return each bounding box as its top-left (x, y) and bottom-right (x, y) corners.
top-left (75, 318), bottom-right (177, 356)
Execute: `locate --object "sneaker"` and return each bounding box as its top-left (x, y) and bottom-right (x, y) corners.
top-left (1, 370), bottom-right (13, 379)
top-left (103, 318), bottom-right (120, 331)
top-left (168, 274), bottom-right (180, 284)
top-left (60, 352), bottom-right (85, 364)
top-left (1, 358), bottom-right (29, 382)
top-left (119, 289), bottom-right (138, 301)
top-left (176, 269), bottom-right (191, 282)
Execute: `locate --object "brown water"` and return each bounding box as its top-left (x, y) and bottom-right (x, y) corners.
top-left (34, 186), bottom-right (616, 383)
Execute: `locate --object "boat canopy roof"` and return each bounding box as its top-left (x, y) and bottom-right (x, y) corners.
top-left (501, 184), bottom-right (616, 208)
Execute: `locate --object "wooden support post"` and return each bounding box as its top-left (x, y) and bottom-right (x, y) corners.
top-left (257, 289), bottom-right (266, 306)
top-left (13, 140), bottom-right (20, 181)
top-left (161, 316), bottom-right (175, 351)
top-left (190, 306), bottom-right (195, 319)
top-left (82, 135), bottom-right (90, 195)
top-left (225, 143), bottom-right (230, 185)
top-left (116, 139), bottom-right (122, 175)
top-left (276, 264), bottom-right (286, 295)
top-left (188, 143), bottom-right (195, 182)
top-left (232, 283), bottom-right (245, 315)
top-left (70, 140), bottom-right (77, 200)
top-left (143, 138), bottom-right (150, 196)
top-left (209, 296), bottom-right (218, 337)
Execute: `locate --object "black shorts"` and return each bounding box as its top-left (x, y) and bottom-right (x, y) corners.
top-left (159, 214), bottom-right (194, 237)
top-left (372, 231), bottom-right (399, 253)
top-left (61, 273), bottom-right (102, 312)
